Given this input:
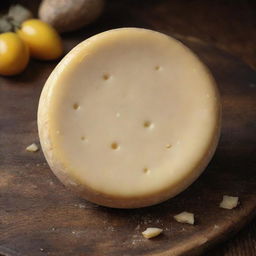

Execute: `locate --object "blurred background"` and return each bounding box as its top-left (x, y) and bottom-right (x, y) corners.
top-left (1, 1), bottom-right (255, 255)
top-left (2, 0), bottom-right (256, 70)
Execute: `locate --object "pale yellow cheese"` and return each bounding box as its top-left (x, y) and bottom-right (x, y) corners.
top-left (26, 143), bottom-right (39, 152)
top-left (219, 195), bottom-right (239, 209)
top-left (142, 227), bottom-right (163, 239)
top-left (38, 28), bottom-right (221, 208)
top-left (174, 211), bottom-right (195, 225)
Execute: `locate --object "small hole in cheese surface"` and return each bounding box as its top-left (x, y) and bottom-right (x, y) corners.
top-left (155, 65), bottom-right (160, 71)
top-left (111, 142), bottom-right (119, 150)
top-left (103, 73), bottom-right (110, 80)
top-left (81, 136), bottom-right (85, 141)
top-left (166, 144), bottom-right (172, 149)
top-left (143, 168), bottom-right (150, 174)
top-left (73, 103), bottom-right (79, 110)
top-left (144, 121), bottom-right (152, 128)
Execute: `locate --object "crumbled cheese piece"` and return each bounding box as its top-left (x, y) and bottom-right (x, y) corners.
top-left (142, 227), bottom-right (163, 239)
top-left (135, 224), bottom-right (140, 230)
top-left (78, 203), bottom-right (86, 209)
top-left (26, 143), bottom-right (39, 152)
top-left (219, 195), bottom-right (239, 209)
top-left (174, 211), bottom-right (194, 225)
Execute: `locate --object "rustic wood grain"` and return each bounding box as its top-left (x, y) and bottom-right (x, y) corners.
top-left (129, 0), bottom-right (256, 71)
top-left (0, 1), bottom-right (256, 255)
top-left (207, 218), bottom-right (256, 256)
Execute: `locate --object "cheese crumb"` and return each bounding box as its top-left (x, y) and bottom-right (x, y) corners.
top-left (219, 195), bottom-right (239, 209)
top-left (142, 227), bottom-right (163, 239)
top-left (135, 224), bottom-right (140, 230)
top-left (174, 211), bottom-right (194, 225)
top-left (78, 203), bottom-right (86, 209)
top-left (26, 143), bottom-right (39, 152)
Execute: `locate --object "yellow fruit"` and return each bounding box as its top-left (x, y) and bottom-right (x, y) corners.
top-left (17, 19), bottom-right (63, 60)
top-left (0, 32), bottom-right (29, 76)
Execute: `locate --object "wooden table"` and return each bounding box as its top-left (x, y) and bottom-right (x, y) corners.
top-left (1, 0), bottom-right (255, 255)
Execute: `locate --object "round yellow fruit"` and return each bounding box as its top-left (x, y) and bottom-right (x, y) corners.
top-left (17, 19), bottom-right (63, 60)
top-left (0, 32), bottom-right (29, 76)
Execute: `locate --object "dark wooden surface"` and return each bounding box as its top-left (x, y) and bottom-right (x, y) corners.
top-left (1, 1), bottom-right (256, 255)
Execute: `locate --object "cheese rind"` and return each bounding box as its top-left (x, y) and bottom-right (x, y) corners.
top-left (38, 28), bottom-right (221, 208)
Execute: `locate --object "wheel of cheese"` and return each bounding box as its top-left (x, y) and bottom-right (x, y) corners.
top-left (38, 28), bottom-right (221, 208)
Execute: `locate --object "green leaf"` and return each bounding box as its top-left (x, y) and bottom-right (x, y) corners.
top-left (8, 4), bottom-right (33, 25)
top-left (0, 15), bottom-right (12, 33)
